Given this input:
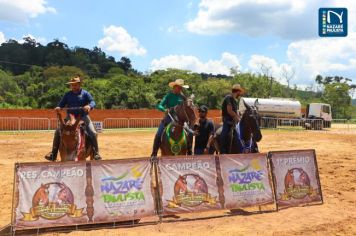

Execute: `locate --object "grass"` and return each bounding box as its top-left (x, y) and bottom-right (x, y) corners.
top-left (351, 105), bottom-right (356, 119)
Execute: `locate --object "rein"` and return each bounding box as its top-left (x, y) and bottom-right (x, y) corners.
top-left (236, 122), bottom-right (254, 153)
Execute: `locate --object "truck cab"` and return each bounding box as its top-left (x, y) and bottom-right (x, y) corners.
top-left (305, 103), bottom-right (332, 128)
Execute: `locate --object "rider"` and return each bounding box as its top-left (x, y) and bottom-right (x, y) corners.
top-left (150, 78), bottom-right (192, 157)
top-left (44, 76), bottom-right (102, 161)
top-left (220, 84), bottom-right (245, 154)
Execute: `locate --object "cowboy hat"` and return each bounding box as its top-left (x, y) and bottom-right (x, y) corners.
top-left (232, 84), bottom-right (245, 94)
top-left (66, 77), bottom-right (82, 84)
top-left (169, 79), bottom-right (189, 88)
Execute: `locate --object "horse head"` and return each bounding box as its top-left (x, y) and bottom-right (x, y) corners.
top-left (241, 100), bottom-right (262, 142)
top-left (33, 183), bottom-right (49, 206)
top-left (58, 113), bottom-right (81, 159)
top-left (175, 94), bottom-right (199, 129)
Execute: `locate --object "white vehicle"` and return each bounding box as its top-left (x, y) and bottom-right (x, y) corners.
top-left (240, 97), bottom-right (301, 119)
top-left (305, 103), bottom-right (332, 128)
top-left (239, 97), bottom-right (332, 129)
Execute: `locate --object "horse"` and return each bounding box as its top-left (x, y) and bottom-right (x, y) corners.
top-left (57, 113), bottom-right (95, 161)
top-left (32, 184), bottom-right (49, 207)
top-left (174, 175), bottom-right (188, 196)
top-left (212, 100), bottom-right (262, 154)
top-left (160, 96), bottom-right (199, 156)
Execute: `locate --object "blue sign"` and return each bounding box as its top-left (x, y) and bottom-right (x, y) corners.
top-left (319, 8), bottom-right (347, 37)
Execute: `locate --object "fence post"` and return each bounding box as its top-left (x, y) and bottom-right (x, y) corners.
top-left (128, 118), bottom-right (130, 128)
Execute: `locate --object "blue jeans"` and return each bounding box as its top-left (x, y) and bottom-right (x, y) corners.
top-left (156, 115), bottom-right (172, 138)
top-left (220, 122), bottom-right (238, 154)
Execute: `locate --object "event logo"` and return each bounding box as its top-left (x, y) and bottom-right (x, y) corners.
top-left (167, 174), bottom-right (217, 208)
top-left (100, 165), bottom-right (146, 216)
top-left (319, 8), bottom-right (347, 37)
top-left (228, 159), bottom-right (265, 194)
top-left (281, 168), bottom-right (318, 200)
top-left (21, 182), bottom-right (83, 221)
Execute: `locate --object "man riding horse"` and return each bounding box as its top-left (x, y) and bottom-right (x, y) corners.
top-left (220, 84), bottom-right (245, 154)
top-left (44, 76), bottom-right (102, 161)
top-left (150, 79), bottom-right (193, 157)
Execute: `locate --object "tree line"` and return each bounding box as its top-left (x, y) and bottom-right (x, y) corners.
top-left (0, 38), bottom-right (355, 119)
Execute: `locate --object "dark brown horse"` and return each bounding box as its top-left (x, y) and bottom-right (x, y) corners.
top-left (213, 101), bottom-right (262, 154)
top-left (58, 113), bottom-right (95, 161)
top-left (160, 97), bottom-right (199, 156)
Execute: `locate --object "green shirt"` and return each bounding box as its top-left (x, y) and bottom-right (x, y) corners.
top-left (157, 92), bottom-right (184, 112)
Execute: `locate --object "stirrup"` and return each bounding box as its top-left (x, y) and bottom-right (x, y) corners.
top-left (45, 152), bottom-right (56, 162)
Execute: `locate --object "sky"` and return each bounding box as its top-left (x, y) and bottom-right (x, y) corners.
top-left (0, 0), bottom-right (356, 88)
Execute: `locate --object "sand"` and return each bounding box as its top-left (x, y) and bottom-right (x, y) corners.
top-left (0, 129), bottom-right (355, 235)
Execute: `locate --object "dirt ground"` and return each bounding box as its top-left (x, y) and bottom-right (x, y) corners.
top-left (0, 129), bottom-right (355, 236)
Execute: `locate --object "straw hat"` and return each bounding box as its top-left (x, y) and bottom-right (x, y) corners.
top-left (66, 77), bottom-right (82, 84)
top-left (232, 84), bottom-right (245, 94)
top-left (169, 79), bottom-right (189, 88)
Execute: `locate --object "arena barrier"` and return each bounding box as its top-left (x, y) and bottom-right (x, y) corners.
top-left (1, 116), bottom-right (355, 132)
top-left (10, 150), bottom-right (323, 234)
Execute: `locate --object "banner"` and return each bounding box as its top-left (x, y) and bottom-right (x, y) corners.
top-left (269, 150), bottom-right (323, 209)
top-left (13, 162), bottom-right (88, 230)
top-left (159, 155), bottom-right (222, 215)
top-left (219, 154), bottom-right (274, 209)
top-left (90, 158), bottom-right (156, 222)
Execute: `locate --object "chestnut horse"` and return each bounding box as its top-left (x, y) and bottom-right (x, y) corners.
top-left (57, 113), bottom-right (94, 161)
top-left (160, 97), bottom-right (199, 156)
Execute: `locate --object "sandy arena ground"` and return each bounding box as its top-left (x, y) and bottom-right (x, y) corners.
top-left (0, 129), bottom-right (355, 236)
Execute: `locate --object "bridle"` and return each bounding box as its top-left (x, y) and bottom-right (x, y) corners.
top-left (171, 99), bottom-right (196, 127)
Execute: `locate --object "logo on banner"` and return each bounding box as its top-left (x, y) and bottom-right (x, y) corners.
top-left (228, 159), bottom-right (266, 195)
top-left (319, 8), bottom-right (348, 37)
top-left (100, 165), bottom-right (146, 216)
top-left (167, 174), bottom-right (217, 208)
top-left (21, 182), bottom-right (84, 221)
top-left (281, 168), bottom-right (318, 200)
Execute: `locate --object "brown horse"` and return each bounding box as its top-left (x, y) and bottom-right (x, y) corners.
top-left (58, 113), bottom-right (95, 161)
top-left (174, 175), bottom-right (188, 196)
top-left (160, 97), bottom-right (199, 156)
top-left (32, 184), bottom-right (49, 207)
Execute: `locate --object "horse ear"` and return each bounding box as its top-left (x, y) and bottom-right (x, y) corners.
top-left (243, 99), bottom-right (251, 111)
top-left (254, 99), bottom-right (259, 110)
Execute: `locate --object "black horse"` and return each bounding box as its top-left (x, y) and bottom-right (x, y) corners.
top-left (213, 101), bottom-right (262, 154)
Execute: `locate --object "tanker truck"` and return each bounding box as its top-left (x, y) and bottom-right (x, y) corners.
top-left (239, 97), bottom-right (332, 129)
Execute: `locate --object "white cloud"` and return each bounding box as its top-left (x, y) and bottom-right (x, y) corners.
top-left (0, 32), bottom-right (5, 44)
top-left (18, 34), bottom-right (47, 45)
top-left (0, 0), bottom-right (56, 23)
top-left (186, 0), bottom-right (356, 40)
top-left (98, 25), bottom-right (147, 57)
top-left (286, 32), bottom-right (356, 82)
top-left (247, 55), bottom-right (292, 84)
top-left (150, 52), bottom-right (241, 75)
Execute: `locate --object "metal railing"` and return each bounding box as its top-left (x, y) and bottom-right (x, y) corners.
top-left (0, 117), bottom-right (20, 131)
top-left (0, 117), bottom-right (355, 132)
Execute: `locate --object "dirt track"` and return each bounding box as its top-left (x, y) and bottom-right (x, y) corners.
top-left (0, 129), bottom-right (355, 235)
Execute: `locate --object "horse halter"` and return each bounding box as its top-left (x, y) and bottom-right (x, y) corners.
top-left (172, 99), bottom-right (196, 127)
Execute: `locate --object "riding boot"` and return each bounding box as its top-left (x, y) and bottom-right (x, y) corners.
top-left (45, 130), bottom-right (60, 161)
top-left (151, 134), bottom-right (161, 157)
top-left (187, 133), bottom-right (193, 155)
top-left (89, 134), bottom-right (102, 160)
